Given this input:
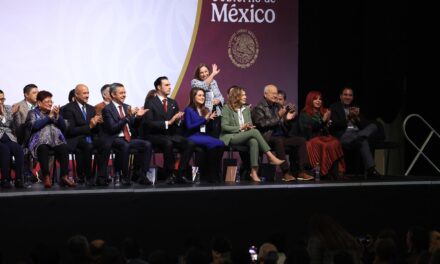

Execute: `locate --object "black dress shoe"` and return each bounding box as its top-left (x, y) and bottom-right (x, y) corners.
top-left (85, 180), bottom-right (96, 187)
top-left (14, 179), bottom-right (30, 188)
top-left (166, 175), bottom-right (176, 185)
top-left (121, 177), bottom-right (132, 186)
top-left (175, 175), bottom-right (192, 184)
top-left (137, 175), bottom-right (152, 185)
top-left (77, 177), bottom-right (85, 184)
top-left (95, 177), bottom-right (109, 186)
top-left (1, 180), bottom-right (13, 189)
top-left (366, 167), bottom-right (382, 179)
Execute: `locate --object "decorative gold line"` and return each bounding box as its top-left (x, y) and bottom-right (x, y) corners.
top-left (171, 0), bottom-right (203, 99)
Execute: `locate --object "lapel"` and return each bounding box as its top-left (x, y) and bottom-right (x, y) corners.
top-left (109, 102), bottom-right (121, 122)
top-left (337, 102), bottom-right (346, 120)
top-left (232, 109), bottom-right (239, 126)
top-left (74, 103), bottom-right (85, 122)
top-left (152, 96), bottom-right (168, 119)
top-left (20, 100), bottom-right (30, 118)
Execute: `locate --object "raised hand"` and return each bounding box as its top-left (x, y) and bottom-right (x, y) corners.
top-left (90, 114), bottom-right (103, 128)
top-left (277, 107), bottom-right (287, 118)
top-left (136, 107), bottom-right (149, 117)
top-left (50, 105), bottom-right (60, 119)
top-left (286, 111), bottom-right (296, 121)
top-left (212, 63), bottom-right (221, 76)
top-left (170, 111), bottom-right (184, 125)
top-left (206, 111), bottom-right (217, 120)
top-left (130, 106), bottom-right (139, 116)
top-left (12, 104), bottom-right (20, 114)
top-left (323, 109), bottom-right (331, 122)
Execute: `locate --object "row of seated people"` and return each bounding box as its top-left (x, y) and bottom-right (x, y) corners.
top-left (0, 71), bottom-right (382, 189)
top-left (0, 79), bottom-right (284, 188)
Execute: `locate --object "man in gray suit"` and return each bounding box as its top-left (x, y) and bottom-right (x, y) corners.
top-left (12, 84), bottom-right (39, 183)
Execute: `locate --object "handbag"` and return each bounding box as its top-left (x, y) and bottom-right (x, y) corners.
top-left (223, 158), bottom-right (238, 182)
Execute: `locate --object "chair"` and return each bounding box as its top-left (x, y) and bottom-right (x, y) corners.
top-left (370, 140), bottom-right (399, 176)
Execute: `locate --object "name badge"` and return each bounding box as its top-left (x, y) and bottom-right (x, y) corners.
top-left (200, 125), bottom-right (206, 133)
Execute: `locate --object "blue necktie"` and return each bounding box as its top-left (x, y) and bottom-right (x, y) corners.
top-left (82, 105), bottom-right (92, 143)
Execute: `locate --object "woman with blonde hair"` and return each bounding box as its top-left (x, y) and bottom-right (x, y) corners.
top-left (220, 86), bottom-right (284, 182)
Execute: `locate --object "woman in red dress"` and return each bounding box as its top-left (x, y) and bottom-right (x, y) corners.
top-left (299, 91), bottom-right (345, 177)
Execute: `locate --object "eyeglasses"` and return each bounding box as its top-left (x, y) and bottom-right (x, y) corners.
top-left (41, 100), bottom-right (53, 104)
top-left (0, 98), bottom-right (6, 101)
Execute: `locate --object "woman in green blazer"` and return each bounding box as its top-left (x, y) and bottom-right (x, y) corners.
top-left (220, 86), bottom-right (284, 182)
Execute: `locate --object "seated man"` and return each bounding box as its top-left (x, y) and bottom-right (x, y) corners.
top-left (62, 84), bottom-right (104, 185)
top-left (102, 83), bottom-right (152, 185)
top-left (252, 84), bottom-right (313, 181)
top-left (12, 84), bottom-right (39, 184)
top-left (329, 87), bottom-right (381, 178)
top-left (143, 76), bottom-right (194, 184)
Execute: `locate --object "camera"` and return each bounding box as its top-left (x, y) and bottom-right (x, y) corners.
top-left (285, 103), bottom-right (296, 113)
top-left (249, 245), bottom-right (258, 262)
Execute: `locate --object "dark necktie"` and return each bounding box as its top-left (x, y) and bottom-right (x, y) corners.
top-left (118, 105), bottom-right (131, 142)
top-left (163, 98), bottom-right (168, 113)
top-left (81, 105), bottom-right (92, 143)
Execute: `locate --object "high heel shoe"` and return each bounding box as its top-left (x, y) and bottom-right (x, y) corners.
top-left (250, 173), bottom-right (261, 182)
top-left (43, 176), bottom-right (52, 188)
top-left (269, 157), bottom-right (285, 166)
top-left (61, 175), bottom-right (76, 187)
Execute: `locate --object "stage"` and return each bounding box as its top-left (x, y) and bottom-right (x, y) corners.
top-left (1, 175), bottom-right (439, 262)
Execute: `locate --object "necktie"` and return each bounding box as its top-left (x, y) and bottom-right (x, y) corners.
top-left (31, 105), bottom-right (35, 110)
top-left (82, 105), bottom-right (92, 143)
top-left (118, 105), bottom-right (131, 142)
top-left (163, 98), bottom-right (167, 113)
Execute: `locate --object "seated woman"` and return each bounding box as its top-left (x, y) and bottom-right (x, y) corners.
top-left (184, 88), bottom-right (225, 183)
top-left (220, 86), bottom-right (284, 182)
top-left (299, 91), bottom-right (345, 177)
top-left (26, 90), bottom-right (75, 188)
top-left (0, 90), bottom-right (25, 188)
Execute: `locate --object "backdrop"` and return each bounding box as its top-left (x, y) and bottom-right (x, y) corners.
top-left (0, 0), bottom-right (298, 108)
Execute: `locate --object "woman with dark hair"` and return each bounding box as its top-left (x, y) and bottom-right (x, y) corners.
top-left (220, 86), bottom-right (284, 182)
top-left (299, 91), bottom-right (345, 177)
top-left (307, 214), bottom-right (363, 264)
top-left (0, 90), bottom-right (25, 188)
top-left (26, 90), bottom-right (75, 188)
top-left (144, 89), bottom-right (157, 103)
top-left (191, 63), bottom-right (224, 137)
top-left (184, 88), bottom-right (225, 182)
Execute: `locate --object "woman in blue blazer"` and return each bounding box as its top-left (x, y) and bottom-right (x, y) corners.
top-left (184, 88), bottom-right (225, 182)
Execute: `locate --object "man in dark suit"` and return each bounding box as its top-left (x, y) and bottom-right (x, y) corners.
top-left (62, 84), bottom-right (104, 185)
top-left (102, 83), bottom-right (152, 185)
top-left (329, 87), bottom-right (381, 178)
top-left (143, 76), bottom-right (194, 184)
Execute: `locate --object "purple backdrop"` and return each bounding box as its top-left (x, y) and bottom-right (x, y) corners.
top-left (173, 0), bottom-right (298, 107)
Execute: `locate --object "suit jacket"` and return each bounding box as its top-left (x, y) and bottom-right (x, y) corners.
top-left (329, 101), bottom-right (370, 139)
top-left (143, 96), bottom-right (181, 136)
top-left (12, 99), bottom-right (33, 145)
top-left (0, 105), bottom-right (18, 142)
top-left (61, 102), bottom-right (98, 150)
top-left (102, 102), bottom-right (139, 141)
top-left (220, 104), bottom-right (253, 145)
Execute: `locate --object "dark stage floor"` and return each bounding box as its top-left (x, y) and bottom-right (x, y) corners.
top-left (1, 174), bottom-right (439, 262)
top-left (2, 174), bottom-right (439, 197)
